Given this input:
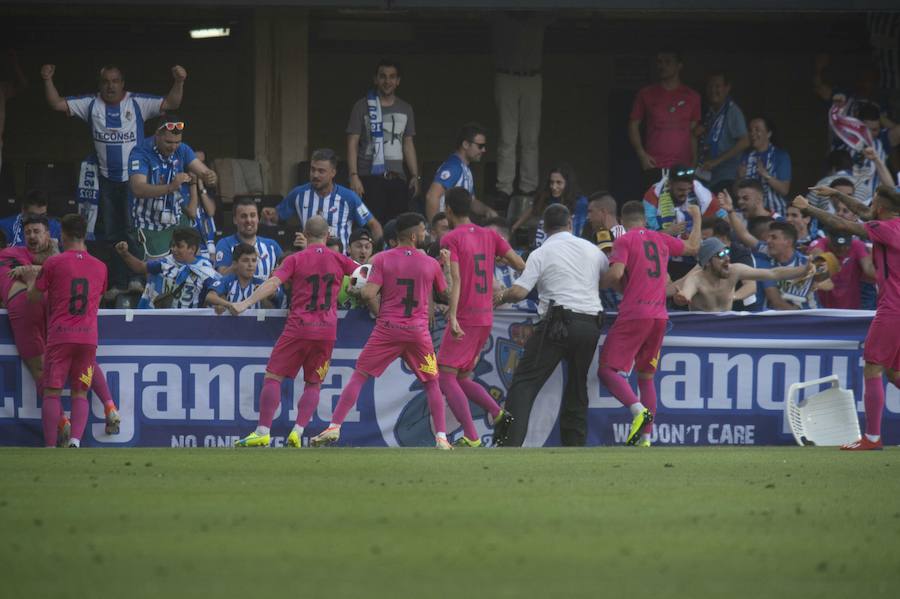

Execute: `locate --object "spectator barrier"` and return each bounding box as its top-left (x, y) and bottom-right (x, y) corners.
top-left (1, 308), bottom-right (896, 447)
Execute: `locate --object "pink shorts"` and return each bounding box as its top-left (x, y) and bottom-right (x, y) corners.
top-left (266, 334), bottom-right (335, 383)
top-left (44, 343), bottom-right (97, 393)
top-left (7, 291), bottom-right (46, 360)
top-left (437, 324), bottom-right (492, 372)
top-left (598, 318), bottom-right (668, 374)
top-left (863, 314), bottom-right (900, 371)
top-left (356, 323), bottom-right (438, 383)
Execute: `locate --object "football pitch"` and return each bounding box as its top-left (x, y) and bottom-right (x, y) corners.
top-left (2, 447), bottom-right (898, 599)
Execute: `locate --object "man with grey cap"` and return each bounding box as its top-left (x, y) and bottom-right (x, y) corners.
top-left (674, 237), bottom-right (814, 312)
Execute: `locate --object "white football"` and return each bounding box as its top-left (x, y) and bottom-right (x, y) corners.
top-left (350, 264), bottom-right (371, 290)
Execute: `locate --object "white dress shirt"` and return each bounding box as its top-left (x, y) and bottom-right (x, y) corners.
top-left (513, 231), bottom-right (608, 317)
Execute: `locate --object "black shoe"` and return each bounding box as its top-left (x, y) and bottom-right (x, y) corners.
top-left (492, 409), bottom-right (514, 446)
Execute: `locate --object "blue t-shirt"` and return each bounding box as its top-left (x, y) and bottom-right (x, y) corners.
top-left (277, 183), bottom-right (373, 250)
top-left (214, 234), bottom-right (283, 279)
top-left (207, 273), bottom-right (283, 308)
top-left (432, 154), bottom-right (474, 212)
top-left (0, 214), bottom-right (63, 248)
top-left (127, 138), bottom-right (197, 231)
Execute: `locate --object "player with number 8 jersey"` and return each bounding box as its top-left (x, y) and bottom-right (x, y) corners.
top-left (598, 200), bottom-right (701, 447)
top-left (30, 215), bottom-right (107, 447)
top-left (311, 212), bottom-right (452, 449)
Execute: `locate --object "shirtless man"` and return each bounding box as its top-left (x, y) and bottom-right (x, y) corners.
top-left (674, 237), bottom-right (814, 311)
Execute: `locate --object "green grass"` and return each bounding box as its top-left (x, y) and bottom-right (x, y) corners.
top-left (1, 448), bottom-right (899, 599)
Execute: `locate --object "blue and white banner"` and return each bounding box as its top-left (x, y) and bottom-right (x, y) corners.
top-left (0, 309), bottom-right (896, 447)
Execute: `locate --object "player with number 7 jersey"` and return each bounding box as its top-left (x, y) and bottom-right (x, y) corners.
top-left (30, 214), bottom-right (107, 447)
top-left (311, 212), bottom-right (452, 449)
top-left (598, 200), bottom-right (701, 447)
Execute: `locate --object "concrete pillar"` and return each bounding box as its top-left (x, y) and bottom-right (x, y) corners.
top-left (253, 10), bottom-right (309, 196)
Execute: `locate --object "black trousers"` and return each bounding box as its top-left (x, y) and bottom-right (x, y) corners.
top-left (360, 175), bottom-right (410, 226)
top-left (500, 311), bottom-right (602, 447)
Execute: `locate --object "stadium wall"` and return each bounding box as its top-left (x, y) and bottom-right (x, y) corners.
top-left (1, 309), bottom-right (896, 448)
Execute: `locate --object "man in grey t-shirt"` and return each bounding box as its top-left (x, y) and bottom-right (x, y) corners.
top-left (346, 59), bottom-right (420, 224)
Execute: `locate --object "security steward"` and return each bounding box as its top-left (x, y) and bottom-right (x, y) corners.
top-left (493, 204), bottom-right (609, 446)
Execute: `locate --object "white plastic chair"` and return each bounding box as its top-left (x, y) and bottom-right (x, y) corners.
top-left (785, 375), bottom-right (860, 446)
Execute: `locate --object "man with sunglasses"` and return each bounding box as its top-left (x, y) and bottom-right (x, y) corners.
top-left (127, 115), bottom-right (217, 259)
top-left (673, 237), bottom-right (813, 312)
top-left (425, 122), bottom-right (498, 222)
top-left (41, 63), bottom-right (187, 295)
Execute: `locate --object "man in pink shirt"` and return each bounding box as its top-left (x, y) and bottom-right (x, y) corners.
top-left (311, 212), bottom-right (452, 449)
top-left (228, 216), bottom-right (358, 448)
top-left (438, 188), bottom-right (525, 447)
top-left (24, 215), bottom-right (107, 448)
top-left (598, 200), bottom-right (701, 446)
top-left (629, 50), bottom-right (701, 179)
top-left (2, 215), bottom-right (119, 445)
top-left (795, 187), bottom-right (900, 450)
top-left (808, 230), bottom-right (875, 309)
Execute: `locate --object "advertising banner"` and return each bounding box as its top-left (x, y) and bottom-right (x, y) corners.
top-left (0, 309), bottom-right (895, 447)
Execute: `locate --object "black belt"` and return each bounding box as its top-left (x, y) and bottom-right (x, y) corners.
top-left (496, 68), bottom-right (541, 77)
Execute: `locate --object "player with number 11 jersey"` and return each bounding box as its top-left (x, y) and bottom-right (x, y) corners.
top-left (231, 216), bottom-right (358, 448)
top-left (312, 212), bottom-right (452, 449)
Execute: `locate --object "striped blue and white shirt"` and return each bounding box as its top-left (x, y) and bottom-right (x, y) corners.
top-left (534, 196), bottom-right (589, 248)
top-left (214, 234), bottom-right (282, 279)
top-left (433, 153), bottom-right (474, 212)
top-left (66, 92), bottom-right (163, 182)
top-left (127, 138), bottom-right (197, 231)
top-left (207, 273), bottom-right (283, 309)
top-left (139, 255), bottom-right (219, 309)
top-left (277, 183), bottom-right (373, 250)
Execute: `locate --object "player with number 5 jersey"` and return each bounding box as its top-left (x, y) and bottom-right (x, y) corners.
top-left (438, 188), bottom-right (525, 447)
top-left (229, 216), bottom-right (359, 448)
top-left (29, 215), bottom-right (107, 448)
top-left (598, 200), bottom-right (701, 447)
top-left (311, 212), bottom-right (453, 449)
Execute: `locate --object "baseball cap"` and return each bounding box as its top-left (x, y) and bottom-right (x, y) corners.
top-left (594, 228), bottom-right (613, 252)
top-left (698, 237), bottom-right (727, 267)
top-left (349, 228), bottom-right (373, 245)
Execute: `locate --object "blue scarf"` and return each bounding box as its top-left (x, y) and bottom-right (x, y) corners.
top-left (77, 154), bottom-right (100, 240)
top-left (702, 98), bottom-right (733, 159)
top-left (366, 90), bottom-right (386, 175)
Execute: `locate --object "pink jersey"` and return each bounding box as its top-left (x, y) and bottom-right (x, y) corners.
top-left (809, 238), bottom-right (869, 310)
top-left (0, 247), bottom-right (36, 303)
top-left (273, 244), bottom-right (358, 340)
top-left (441, 223), bottom-right (512, 326)
top-left (369, 246), bottom-right (446, 328)
top-left (34, 249), bottom-right (107, 347)
top-left (629, 84), bottom-right (701, 169)
top-left (865, 218), bottom-right (900, 316)
top-left (611, 227), bottom-right (685, 321)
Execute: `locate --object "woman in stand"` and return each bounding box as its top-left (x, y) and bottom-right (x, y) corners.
top-left (511, 163), bottom-right (588, 248)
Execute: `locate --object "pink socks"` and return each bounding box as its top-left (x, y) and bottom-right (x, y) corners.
top-left (440, 372), bottom-right (477, 440)
top-left (331, 371), bottom-right (368, 425)
top-left (70, 396), bottom-right (89, 442)
top-left (90, 361), bottom-right (116, 413)
top-left (864, 376), bottom-right (885, 437)
top-left (258, 378), bottom-right (281, 428)
top-left (296, 383), bottom-right (321, 428)
top-left (598, 367), bottom-right (639, 406)
top-left (423, 379), bottom-right (446, 435)
top-left (41, 394), bottom-right (61, 447)
top-left (458, 378), bottom-right (501, 419)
